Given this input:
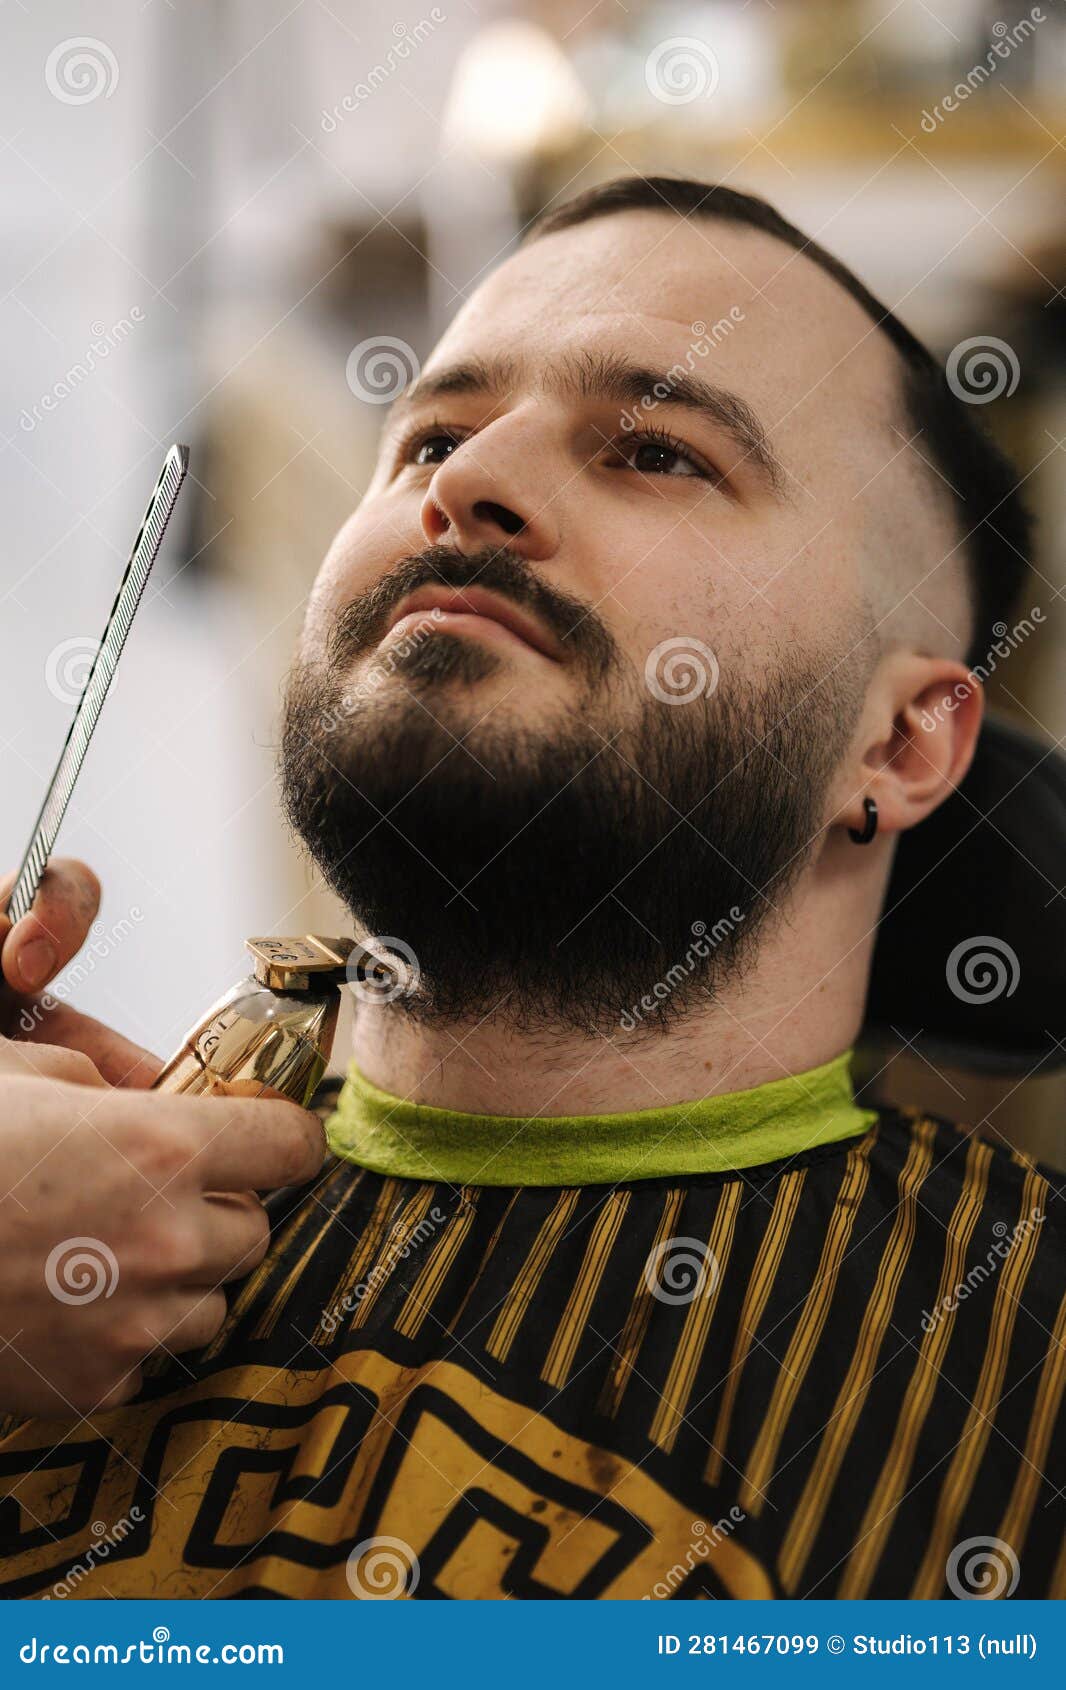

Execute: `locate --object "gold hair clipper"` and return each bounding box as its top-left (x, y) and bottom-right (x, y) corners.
top-left (130, 936), bottom-right (367, 1391)
top-left (151, 936), bottom-right (359, 1104)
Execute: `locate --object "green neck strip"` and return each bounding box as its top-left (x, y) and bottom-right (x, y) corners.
top-left (325, 1049), bottom-right (875, 1187)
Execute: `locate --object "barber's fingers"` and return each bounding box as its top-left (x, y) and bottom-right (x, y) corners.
top-left (0, 1036), bottom-right (107, 1087)
top-left (14, 1000), bottom-right (163, 1090)
top-left (118, 1193), bottom-right (271, 1358)
top-left (120, 1089), bottom-right (328, 1194)
top-left (151, 1288), bottom-right (230, 1356)
top-left (0, 858), bottom-right (101, 993)
top-left (195, 1191), bottom-right (273, 1285)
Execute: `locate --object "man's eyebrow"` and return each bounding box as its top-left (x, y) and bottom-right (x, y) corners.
top-left (388, 355), bottom-right (522, 420)
top-left (389, 350), bottom-right (788, 496)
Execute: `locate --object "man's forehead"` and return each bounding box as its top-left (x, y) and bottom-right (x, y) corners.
top-left (431, 208), bottom-right (903, 438)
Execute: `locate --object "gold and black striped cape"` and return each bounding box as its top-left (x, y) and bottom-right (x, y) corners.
top-left (0, 1087), bottom-right (1063, 1598)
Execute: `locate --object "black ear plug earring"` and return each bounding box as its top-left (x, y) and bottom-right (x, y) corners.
top-left (849, 795), bottom-right (878, 845)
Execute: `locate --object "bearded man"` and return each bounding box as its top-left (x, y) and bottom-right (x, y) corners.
top-left (0, 176), bottom-right (1061, 1601)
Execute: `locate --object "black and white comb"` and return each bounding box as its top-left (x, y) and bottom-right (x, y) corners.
top-left (4, 444), bottom-right (190, 925)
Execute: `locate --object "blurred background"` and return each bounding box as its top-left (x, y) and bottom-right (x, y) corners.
top-left (2, 0), bottom-right (1064, 1156)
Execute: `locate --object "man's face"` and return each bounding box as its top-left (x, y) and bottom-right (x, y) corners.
top-left (282, 211), bottom-right (914, 1032)
top-left (301, 209), bottom-right (912, 717)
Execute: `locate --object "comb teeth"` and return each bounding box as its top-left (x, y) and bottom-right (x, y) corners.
top-left (4, 445), bottom-right (190, 927)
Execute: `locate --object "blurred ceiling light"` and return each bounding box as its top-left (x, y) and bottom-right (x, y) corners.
top-left (442, 21), bottom-right (590, 163)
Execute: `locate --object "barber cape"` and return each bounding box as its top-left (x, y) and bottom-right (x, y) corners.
top-left (1, 1051), bottom-right (1064, 1600)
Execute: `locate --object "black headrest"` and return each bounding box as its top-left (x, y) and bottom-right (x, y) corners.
top-left (865, 714), bottom-right (1066, 1076)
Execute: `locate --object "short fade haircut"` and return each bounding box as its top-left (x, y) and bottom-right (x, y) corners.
top-left (526, 175), bottom-right (1031, 670)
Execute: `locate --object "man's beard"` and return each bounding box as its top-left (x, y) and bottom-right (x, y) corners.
top-left (280, 544), bottom-right (864, 1038)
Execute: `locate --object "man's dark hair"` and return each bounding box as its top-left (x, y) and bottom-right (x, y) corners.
top-left (527, 176), bottom-right (1031, 669)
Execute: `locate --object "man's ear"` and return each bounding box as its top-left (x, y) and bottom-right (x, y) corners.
top-left (840, 654), bottom-right (984, 838)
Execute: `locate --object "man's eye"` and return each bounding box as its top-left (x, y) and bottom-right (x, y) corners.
top-left (411, 431), bottom-right (460, 466)
top-left (610, 429), bottom-right (714, 481)
top-left (393, 422), bottom-right (465, 468)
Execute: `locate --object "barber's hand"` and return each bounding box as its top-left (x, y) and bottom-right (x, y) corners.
top-left (0, 1037), bottom-right (325, 1419)
top-left (0, 859), bottom-right (162, 1087)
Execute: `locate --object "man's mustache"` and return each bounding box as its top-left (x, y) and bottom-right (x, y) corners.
top-left (325, 544), bottom-right (620, 678)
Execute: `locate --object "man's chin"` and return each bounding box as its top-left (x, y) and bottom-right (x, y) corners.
top-left (345, 632), bottom-right (571, 727)
top-left (358, 627), bottom-right (504, 691)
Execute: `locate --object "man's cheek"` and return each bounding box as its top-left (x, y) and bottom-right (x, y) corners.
top-left (327, 503), bottom-right (420, 594)
top-left (308, 538), bottom-right (381, 624)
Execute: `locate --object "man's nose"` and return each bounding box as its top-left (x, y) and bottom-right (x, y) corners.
top-left (419, 431), bottom-right (559, 563)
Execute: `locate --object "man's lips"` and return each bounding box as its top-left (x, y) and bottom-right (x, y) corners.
top-left (383, 584), bottom-right (563, 661)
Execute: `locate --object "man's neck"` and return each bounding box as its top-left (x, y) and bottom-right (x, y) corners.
top-left (347, 855), bottom-right (882, 1117)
